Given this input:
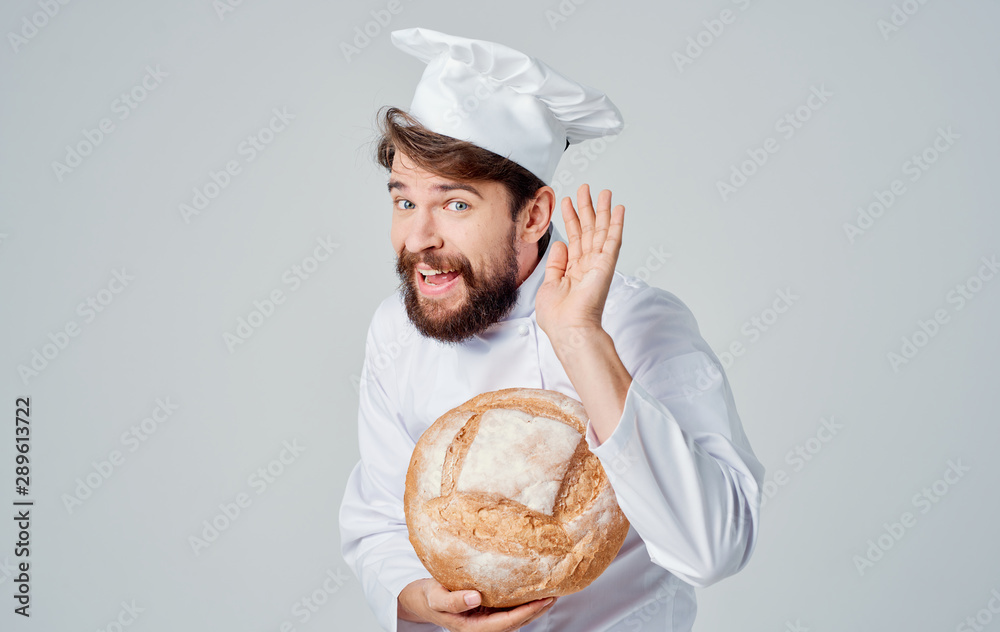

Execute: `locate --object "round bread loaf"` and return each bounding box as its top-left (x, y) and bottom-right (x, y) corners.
top-left (404, 387), bottom-right (629, 608)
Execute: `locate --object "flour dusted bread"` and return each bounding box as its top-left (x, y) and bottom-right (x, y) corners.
top-left (404, 388), bottom-right (629, 608)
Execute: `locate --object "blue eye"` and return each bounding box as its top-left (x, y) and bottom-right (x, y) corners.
top-left (448, 201), bottom-right (469, 211)
top-left (396, 199), bottom-right (415, 210)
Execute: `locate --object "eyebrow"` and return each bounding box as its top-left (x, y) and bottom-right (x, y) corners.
top-left (387, 179), bottom-right (483, 199)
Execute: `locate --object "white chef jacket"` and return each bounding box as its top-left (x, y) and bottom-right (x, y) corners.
top-left (340, 222), bottom-right (764, 632)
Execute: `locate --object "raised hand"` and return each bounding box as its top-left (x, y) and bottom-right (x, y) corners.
top-left (536, 183), bottom-right (625, 339)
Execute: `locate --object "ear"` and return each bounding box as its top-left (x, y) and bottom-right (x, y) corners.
top-left (518, 186), bottom-right (556, 244)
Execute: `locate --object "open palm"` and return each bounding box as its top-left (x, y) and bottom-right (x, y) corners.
top-left (536, 183), bottom-right (625, 336)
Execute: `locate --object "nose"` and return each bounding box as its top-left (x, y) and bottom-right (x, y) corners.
top-left (403, 206), bottom-right (443, 253)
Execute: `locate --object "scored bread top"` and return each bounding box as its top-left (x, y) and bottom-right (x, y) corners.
top-left (405, 388), bottom-right (630, 607)
top-left (456, 408), bottom-right (581, 515)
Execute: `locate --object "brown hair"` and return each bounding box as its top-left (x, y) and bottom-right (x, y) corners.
top-left (374, 106), bottom-right (551, 258)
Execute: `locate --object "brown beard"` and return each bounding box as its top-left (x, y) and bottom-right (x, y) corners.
top-left (395, 223), bottom-right (521, 345)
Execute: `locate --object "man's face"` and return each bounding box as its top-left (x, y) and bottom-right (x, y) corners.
top-left (388, 152), bottom-right (529, 344)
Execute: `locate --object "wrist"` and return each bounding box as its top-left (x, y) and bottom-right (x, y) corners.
top-left (397, 580), bottom-right (429, 623)
top-left (549, 327), bottom-right (631, 444)
top-left (550, 326), bottom-right (611, 362)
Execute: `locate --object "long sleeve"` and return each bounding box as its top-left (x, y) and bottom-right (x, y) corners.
top-left (339, 321), bottom-right (437, 632)
top-left (584, 283), bottom-right (765, 588)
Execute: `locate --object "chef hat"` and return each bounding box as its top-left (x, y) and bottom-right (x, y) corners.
top-left (389, 27), bottom-right (624, 184)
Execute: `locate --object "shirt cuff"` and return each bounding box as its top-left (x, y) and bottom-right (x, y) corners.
top-left (365, 557), bottom-right (434, 632)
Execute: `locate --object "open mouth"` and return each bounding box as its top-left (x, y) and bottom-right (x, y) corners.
top-left (416, 267), bottom-right (463, 295)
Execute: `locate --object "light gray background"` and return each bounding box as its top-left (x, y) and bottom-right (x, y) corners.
top-left (2, 1), bottom-right (998, 630)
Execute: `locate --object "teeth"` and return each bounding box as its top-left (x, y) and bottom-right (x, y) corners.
top-left (419, 268), bottom-right (457, 277)
top-left (420, 267), bottom-right (459, 286)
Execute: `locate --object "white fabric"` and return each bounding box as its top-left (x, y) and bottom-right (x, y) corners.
top-left (390, 27), bottom-right (625, 184)
top-left (339, 223), bottom-right (765, 632)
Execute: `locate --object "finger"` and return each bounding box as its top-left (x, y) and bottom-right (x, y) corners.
top-left (425, 582), bottom-right (482, 614)
top-left (542, 240), bottom-right (568, 286)
top-left (561, 195), bottom-right (582, 264)
top-left (576, 183), bottom-right (596, 254)
top-left (462, 597), bottom-right (555, 632)
top-left (592, 189), bottom-right (613, 252)
top-left (603, 204), bottom-right (625, 259)
top-left (520, 597), bottom-right (558, 627)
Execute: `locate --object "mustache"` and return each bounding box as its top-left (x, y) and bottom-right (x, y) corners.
top-left (396, 250), bottom-right (475, 285)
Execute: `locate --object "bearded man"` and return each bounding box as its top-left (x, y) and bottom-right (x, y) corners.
top-left (340, 27), bottom-right (764, 632)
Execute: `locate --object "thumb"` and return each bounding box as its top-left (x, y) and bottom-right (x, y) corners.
top-left (543, 240), bottom-right (567, 286)
top-left (426, 582), bottom-right (482, 614)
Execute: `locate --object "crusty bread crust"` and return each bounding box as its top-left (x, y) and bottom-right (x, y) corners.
top-left (404, 388), bottom-right (629, 608)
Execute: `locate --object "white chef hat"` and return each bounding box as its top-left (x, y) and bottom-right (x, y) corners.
top-left (389, 27), bottom-right (624, 184)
